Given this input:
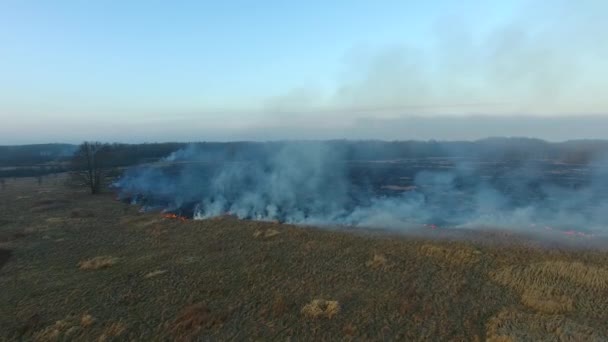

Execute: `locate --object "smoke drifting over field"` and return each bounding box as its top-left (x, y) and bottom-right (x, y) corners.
top-left (116, 141), bottom-right (608, 236)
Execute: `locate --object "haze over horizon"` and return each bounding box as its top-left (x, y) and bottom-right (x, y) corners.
top-left (1, 1), bottom-right (607, 144)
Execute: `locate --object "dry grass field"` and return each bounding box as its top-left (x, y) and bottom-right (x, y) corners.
top-left (1, 176), bottom-right (608, 341)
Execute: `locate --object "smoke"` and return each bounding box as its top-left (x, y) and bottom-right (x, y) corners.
top-left (116, 141), bottom-right (608, 238)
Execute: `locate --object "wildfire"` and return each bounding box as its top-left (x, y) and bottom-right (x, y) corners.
top-left (423, 223), bottom-right (438, 230)
top-left (542, 225), bottom-right (594, 238)
top-left (162, 213), bottom-right (187, 222)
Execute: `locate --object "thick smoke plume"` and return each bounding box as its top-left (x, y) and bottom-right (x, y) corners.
top-left (116, 140), bottom-right (608, 237)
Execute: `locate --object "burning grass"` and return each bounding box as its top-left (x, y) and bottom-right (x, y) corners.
top-left (301, 299), bottom-right (340, 319)
top-left (78, 256), bottom-right (118, 270)
top-left (3, 176), bottom-right (608, 340)
top-left (162, 213), bottom-right (187, 222)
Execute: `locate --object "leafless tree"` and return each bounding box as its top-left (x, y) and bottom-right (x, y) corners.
top-left (70, 142), bottom-right (109, 194)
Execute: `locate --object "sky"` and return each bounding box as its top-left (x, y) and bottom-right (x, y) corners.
top-left (1, 0), bottom-right (607, 144)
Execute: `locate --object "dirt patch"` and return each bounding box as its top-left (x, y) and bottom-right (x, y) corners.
top-left (0, 249), bottom-right (11, 271)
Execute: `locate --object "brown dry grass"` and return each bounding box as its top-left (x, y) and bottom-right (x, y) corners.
top-left (486, 308), bottom-right (606, 341)
top-left (301, 299), bottom-right (340, 319)
top-left (493, 261), bottom-right (608, 292)
top-left (418, 244), bottom-right (480, 265)
top-left (78, 256), bottom-right (118, 270)
top-left (80, 314), bottom-right (95, 328)
top-left (520, 289), bottom-right (574, 314)
top-left (33, 313), bottom-right (95, 341)
top-left (97, 322), bottom-right (127, 341)
top-left (4, 176), bottom-right (608, 340)
top-left (33, 319), bottom-right (75, 341)
top-left (486, 336), bottom-right (514, 342)
top-left (253, 228), bottom-right (280, 239)
top-left (169, 303), bottom-right (224, 340)
top-left (491, 260), bottom-right (608, 315)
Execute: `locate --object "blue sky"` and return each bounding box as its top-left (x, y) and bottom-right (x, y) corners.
top-left (1, 1), bottom-right (607, 143)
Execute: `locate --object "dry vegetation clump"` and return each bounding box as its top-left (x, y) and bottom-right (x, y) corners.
top-left (365, 253), bottom-right (388, 270)
top-left (418, 244), bottom-right (480, 265)
top-left (78, 256), bottom-right (118, 270)
top-left (520, 289), bottom-right (574, 314)
top-left (253, 229), bottom-right (280, 239)
top-left (493, 261), bottom-right (608, 292)
top-left (485, 308), bottom-right (606, 341)
top-left (33, 313), bottom-right (95, 341)
top-left (169, 303), bottom-right (224, 340)
top-left (144, 269), bottom-right (167, 278)
top-left (80, 314), bottom-right (95, 328)
top-left (301, 299), bottom-right (340, 319)
top-left (33, 319), bottom-right (76, 341)
top-left (537, 261), bottom-right (608, 290)
top-left (491, 261), bottom-right (608, 314)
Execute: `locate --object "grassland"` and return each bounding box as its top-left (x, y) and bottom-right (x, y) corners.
top-left (1, 176), bottom-right (608, 341)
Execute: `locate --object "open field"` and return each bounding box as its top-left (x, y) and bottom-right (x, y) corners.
top-left (1, 176), bottom-right (608, 340)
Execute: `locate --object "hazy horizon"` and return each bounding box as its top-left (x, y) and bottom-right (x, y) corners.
top-left (1, 1), bottom-right (607, 143)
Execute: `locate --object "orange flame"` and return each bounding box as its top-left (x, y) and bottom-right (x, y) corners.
top-left (162, 213), bottom-right (187, 222)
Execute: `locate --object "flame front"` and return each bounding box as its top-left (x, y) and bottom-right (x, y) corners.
top-left (162, 213), bottom-right (187, 222)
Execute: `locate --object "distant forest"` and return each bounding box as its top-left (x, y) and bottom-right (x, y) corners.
top-left (1, 138), bottom-right (607, 178)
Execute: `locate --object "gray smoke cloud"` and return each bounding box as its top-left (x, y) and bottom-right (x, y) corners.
top-left (116, 141), bottom-right (608, 240)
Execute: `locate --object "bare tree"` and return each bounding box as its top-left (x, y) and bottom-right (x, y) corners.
top-left (70, 142), bottom-right (109, 194)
